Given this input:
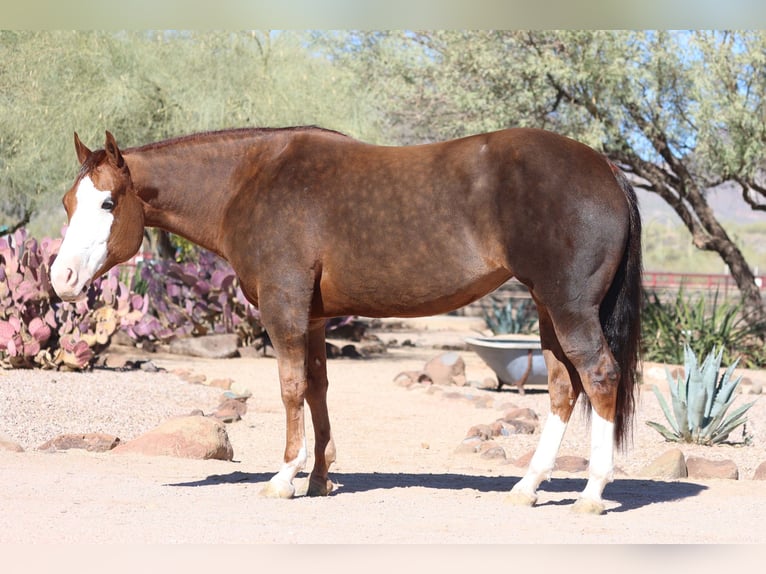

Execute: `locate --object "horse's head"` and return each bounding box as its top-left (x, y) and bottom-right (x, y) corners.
top-left (50, 131), bottom-right (145, 301)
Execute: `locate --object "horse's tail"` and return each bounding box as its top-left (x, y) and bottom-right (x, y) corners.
top-left (600, 163), bottom-right (643, 449)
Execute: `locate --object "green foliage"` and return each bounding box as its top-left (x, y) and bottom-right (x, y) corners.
top-left (646, 345), bottom-right (756, 445)
top-left (482, 298), bottom-right (538, 335)
top-left (1, 31), bottom-right (383, 238)
top-left (641, 287), bottom-right (766, 367)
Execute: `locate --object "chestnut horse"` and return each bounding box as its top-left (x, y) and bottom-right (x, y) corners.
top-left (50, 126), bottom-right (641, 514)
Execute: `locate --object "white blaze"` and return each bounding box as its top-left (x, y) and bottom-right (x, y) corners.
top-left (50, 176), bottom-right (114, 299)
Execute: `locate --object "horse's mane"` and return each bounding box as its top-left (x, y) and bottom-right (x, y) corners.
top-left (131, 126), bottom-right (349, 153)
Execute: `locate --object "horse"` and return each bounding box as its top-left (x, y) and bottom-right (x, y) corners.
top-left (50, 126), bottom-right (642, 514)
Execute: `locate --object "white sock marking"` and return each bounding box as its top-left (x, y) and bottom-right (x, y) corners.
top-left (580, 409), bottom-right (615, 502)
top-left (512, 413), bottom-right (568, 496)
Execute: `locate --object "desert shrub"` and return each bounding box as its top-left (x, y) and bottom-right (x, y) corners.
top-left (641, 287), bottom-right (766, 367)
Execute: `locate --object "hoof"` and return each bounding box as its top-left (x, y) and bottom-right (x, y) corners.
top-left (307, 476), bottom-right (334, 497)
top-left (506, 490), bottom-right (537, 507)
top-left (259, 478), bottom-right (296, 499)
top-left (572, 497), bottom-right (606, 515)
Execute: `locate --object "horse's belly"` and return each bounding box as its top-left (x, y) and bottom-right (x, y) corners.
top-left (315, 265), bottom-right (512, 319)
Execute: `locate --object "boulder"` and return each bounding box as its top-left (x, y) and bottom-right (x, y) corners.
top-left (686, 456), bottom-right (739, 480)
top-left (168, 334), bottom-right (239, 359)
top-left (111, 415), bottom-right (234, 460)
top-left (423, 352), bottom-right (467, 386)
top-left (37, 432), bottom-right (120, 453)
top-left (753, 461), bottom-right (766, 480)
top-left (637, 448), bottom-right (688, 479)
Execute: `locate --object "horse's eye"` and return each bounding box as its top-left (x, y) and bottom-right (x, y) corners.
top-left (101, 198), bottom-right (115, 211)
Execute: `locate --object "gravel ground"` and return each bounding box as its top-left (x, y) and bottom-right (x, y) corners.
top-left (0, 367), bottom-right (223, 449)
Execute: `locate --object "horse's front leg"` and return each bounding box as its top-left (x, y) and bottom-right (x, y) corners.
top-left (305, 319), bottom-right (336, 496)
top-left (259, 312), bottom-right (311, 499)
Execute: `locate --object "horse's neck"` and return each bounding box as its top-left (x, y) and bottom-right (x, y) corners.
top-left (125, 142), bottom-right (251, 256)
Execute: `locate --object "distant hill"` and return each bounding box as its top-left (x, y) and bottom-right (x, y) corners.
top-left (636, 181), bottom-right (766, 225)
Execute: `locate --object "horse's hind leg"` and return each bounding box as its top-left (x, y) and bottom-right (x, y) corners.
top-left (508, 303), bottom-right (581, 507)
top-left (545, 305), bottom-right (620, 515)
top-left (305, 319), bottom-right (337, 496)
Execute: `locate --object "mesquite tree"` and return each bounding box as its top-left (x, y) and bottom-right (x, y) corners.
top-left (320, 30), bottom-right (766, 328)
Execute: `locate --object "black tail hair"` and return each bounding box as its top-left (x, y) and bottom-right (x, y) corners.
top-left (599, 163), bottom-right (643, 449)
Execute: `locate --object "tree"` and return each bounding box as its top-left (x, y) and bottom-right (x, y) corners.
top-left (317, 30), bottom-right (766, 328)
top-left (1, 31), bottom-right (382, 238)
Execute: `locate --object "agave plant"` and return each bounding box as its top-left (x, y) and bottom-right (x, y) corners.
top-left (483, 298), bottom-right (538, 335)
top-left (646, 345), bottom-right (756, 445)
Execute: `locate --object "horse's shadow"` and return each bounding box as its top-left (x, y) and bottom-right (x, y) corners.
top-left (166, 471), bottom-right (707, 513)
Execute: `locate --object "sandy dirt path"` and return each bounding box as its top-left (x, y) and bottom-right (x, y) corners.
top-left (2, 318), bottom-right (766, 544)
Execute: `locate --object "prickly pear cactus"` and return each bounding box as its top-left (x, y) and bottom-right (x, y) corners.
top-left (0, 229), bottom-right (144, 370)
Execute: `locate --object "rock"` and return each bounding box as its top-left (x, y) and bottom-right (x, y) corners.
top-left (479, 442), bottom-right (507, 460)
top-left (341, 344), bottom-right (362, 358)
top-left (326, 319), bottom-right (367, 341)
top-left (393, 371), bottom-right (421, 387)
top-left (423, 352), bottom-right (467, 386)
top-left (749, 381), bottom-right (763, 395)
top-left (222, 389), bottom-right (252, 402)
top-left (554, 455), bottom-right (589, 473)
top-left (637, 448), bottom-right (687, 479)
top-left (37, 432), bottom-right (120, 453)
top-left (0, 438), bottom-right (24, 452)
top-left (139, 360), bottom-right (161, 372)
top-left (466, 424), bottom-right (494, 441)
top-left (686, 456), bottom-right (739, 480)
top-left (325, 342), bottom-right (342, 358)
top-left (359, 341), bottom-right (387, 356)
top-left (512, 449), bottom-right (535, 468)
top-left (501, 408), bottom-right (539, 423)
top-left (168, 334), bottom-right (239, 359)
top-left (111, 415), bottom-right (234, 460)
top-left (454, 436), bottom-right (483, 455)
top-left (496, 418), bottom-right (536, 435)
top-left (468, 377), bottom-right (499, 390)
top-left (753, 461), bottom-right (766, 480)
top-left (211, 398), bottom-right (248, 423)
top-left (208, 378), bottom-right (234, 390)
top-left (211, 408), bottom-right (241, 423)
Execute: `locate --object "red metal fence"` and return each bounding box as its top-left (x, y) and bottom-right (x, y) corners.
top-left (643, 271), bottom-right (765, 295)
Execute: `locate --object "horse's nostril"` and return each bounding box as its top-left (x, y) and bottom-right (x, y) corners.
top-left (65, 267), bottom-right (77, 287)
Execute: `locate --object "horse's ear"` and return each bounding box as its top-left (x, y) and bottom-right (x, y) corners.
top-left (74, 132), bottom-right (91, 165)
top-left (104, 131), bottom-right (125, 169)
